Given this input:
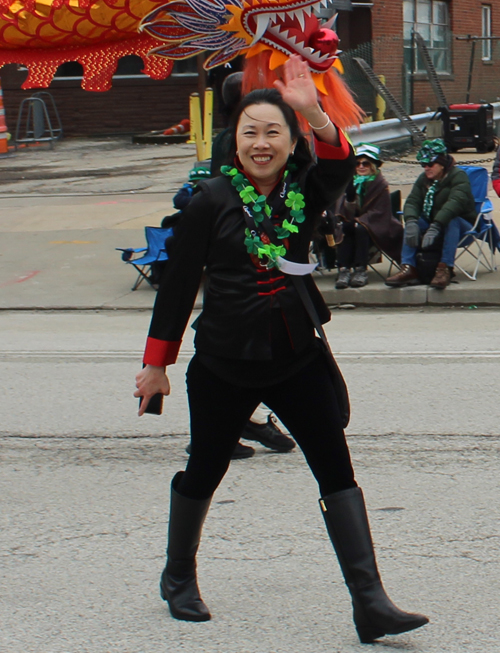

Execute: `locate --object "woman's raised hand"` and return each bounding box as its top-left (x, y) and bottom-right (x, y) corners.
top-left (274, 54), bottom-right (340, 146)
top-left (134, 364), bottom-right (171, 416)
top-left (274, 55), bottom-right (318, 113)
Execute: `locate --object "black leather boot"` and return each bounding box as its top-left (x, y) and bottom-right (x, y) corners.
top-left (320, 487), bottom-right (429, 643)
top-left (160, 472), bottom-right (212, 622)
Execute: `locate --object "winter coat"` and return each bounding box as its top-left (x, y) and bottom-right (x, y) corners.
top-left (404, 166), bottom-right (477, 228)
top-left (143, 135), bottom-right (356, 367)
top-left (336, 173), bottom-right (403, 263)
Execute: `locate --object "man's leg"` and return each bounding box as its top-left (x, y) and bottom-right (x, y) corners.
top-left (430, 217), bottom-right (472, 289)
top-left (441, 217), bottom-right (473, 267)
top-left (386, 217), bottom-right (428, 286)
top-left (401, 217), bottom-right (429, 266)
top-left (241, 404), bottom-right (296, 453)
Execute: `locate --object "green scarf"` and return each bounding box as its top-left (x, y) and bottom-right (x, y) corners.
top-left (423, 180), bottom-right (438, 219)
top-left (352, 173), bottom-right (377, 204)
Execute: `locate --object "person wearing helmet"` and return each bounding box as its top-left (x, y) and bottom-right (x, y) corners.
top-left (386, 139), bottom-right (476, 289)
top-left (334, 143), bottom-right (403, 289)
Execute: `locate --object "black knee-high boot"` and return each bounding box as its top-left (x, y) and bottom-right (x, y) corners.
top-left (320, 487), bottom-right (429, 644)
top-left (160, 472), bottom-right (212, 622)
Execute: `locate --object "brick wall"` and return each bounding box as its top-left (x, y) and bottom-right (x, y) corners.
top-left (369, 0), bottom-right (500, 115)
top-left (0, 64), bottom-right (212, 136)
top-left (371, 0), bottom-right (405, 112)
top-left (412, 0), bottom-right (500, 111)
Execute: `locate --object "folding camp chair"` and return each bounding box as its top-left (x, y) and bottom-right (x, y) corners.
top-left (367, 190), bottom-right (403, 280)
top-left (116, 226), bottom-right (173, 290)
top-left (454, 166), bottom-right (500, 280)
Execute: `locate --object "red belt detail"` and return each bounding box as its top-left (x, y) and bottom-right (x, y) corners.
top-left (257, 275), bottom-right (285, 285)
top-left (258, 285), bottom-right (286, 296)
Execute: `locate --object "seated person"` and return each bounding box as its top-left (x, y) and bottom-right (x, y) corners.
top-left (386, 139), bottom-right (477, 289)
top-left (335, 143), bottom-right (403, 289)
top-left (172, 165), bottom-right (212, 210)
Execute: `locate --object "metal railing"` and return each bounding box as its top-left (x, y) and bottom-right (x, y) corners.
top-left (347, 102), bottom-right (500, 149)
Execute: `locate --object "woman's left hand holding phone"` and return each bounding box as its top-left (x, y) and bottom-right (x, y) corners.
top-left (134, 364), bottom-right (171, 416)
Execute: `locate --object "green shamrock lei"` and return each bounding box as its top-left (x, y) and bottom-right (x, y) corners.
top-left (221, 165), bottom-right (306, 268)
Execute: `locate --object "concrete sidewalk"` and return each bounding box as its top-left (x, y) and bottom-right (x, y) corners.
top-left (1, 136), bottom-right (500, 309)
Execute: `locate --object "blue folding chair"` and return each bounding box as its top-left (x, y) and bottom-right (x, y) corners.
top-left (455, 166), bottom-right (500, 280)
top-left (116, 226), bottom-right (173, 290)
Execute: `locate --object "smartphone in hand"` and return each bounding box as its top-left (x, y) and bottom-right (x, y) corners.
top-left (139, 393), bottom-right (164, 415)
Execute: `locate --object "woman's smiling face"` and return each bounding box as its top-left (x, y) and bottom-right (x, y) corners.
top-left (235, 103), bottom-right (296, 189)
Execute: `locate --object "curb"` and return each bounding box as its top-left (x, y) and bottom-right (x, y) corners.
top-left (1, 293), bottom-right (499, 310)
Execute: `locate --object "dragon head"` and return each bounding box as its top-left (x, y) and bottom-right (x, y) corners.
top-left (140, 0), bottom-right (363, 129)
top-left (140, 0), bottom-right (341, 73)
top-left (223, 0), bottom-right (340, 73)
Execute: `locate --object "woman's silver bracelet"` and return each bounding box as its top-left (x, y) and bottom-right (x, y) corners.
top-left (308, 114), bottom-right (331, 131)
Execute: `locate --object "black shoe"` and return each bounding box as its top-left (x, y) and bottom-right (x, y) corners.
top-left (335, 267), bottom-right (352, 289)
top-left (350, 267), bottom-right (369, 288)
top-left (185, 441), bottom-right (255, 460)
top-left (320, 487), bottom-right (428, 643)
top-left (242, 416), bottom-right (296, 452)
top-left (160, 472), bottom-right (212, 622)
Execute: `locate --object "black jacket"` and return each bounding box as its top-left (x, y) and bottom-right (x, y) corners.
top-left (144, 137), bottom-right (355, 366)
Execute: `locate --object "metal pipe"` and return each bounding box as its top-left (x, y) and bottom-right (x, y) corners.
top-left (466, 40), bottom-right (476, 104)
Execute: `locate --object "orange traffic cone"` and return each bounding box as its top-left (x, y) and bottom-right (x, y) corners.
top-left (163, 118), bottom-right (190, 136)
top-left (0, 81), bottom-right (8, 155)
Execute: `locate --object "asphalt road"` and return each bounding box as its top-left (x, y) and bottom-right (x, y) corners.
top-left (1, 308), bottom-right (500, 653)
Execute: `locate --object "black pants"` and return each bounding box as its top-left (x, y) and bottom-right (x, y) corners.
top-left (337, 221), bottom-right (371, 269)
top-left (177, 354), bottom-right (357, 500)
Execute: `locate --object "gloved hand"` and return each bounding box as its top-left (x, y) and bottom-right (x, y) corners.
top-left (422, 223), bottom-right (442, 250)
top-left (344, 180), bottom-right (356, 203)
top-left (404, 221), bottom-right (421, 248)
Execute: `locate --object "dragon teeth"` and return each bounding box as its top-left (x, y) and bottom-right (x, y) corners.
top-left (277, 12), bottom-right (286, 20)
top-left (322, 12), bottom-right (337, 29)
top-left (251, 13), bottom-right (271, 45)
top-left (309, 49), bottom-right (330, 62)
top-left (292, 9), bottom-right (306, 30)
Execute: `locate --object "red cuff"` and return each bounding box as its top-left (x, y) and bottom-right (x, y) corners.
top-left (492, 178), bottom-right (500, 197)
top-left (314, 129), bottom-right (351, 160)
top-left (143, 337), bottom-right (181, 366)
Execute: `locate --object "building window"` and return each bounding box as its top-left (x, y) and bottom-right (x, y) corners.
top-left (482, 5), bottom-right (492, 61)
top-left (403, 0), bottom-right (451, 74)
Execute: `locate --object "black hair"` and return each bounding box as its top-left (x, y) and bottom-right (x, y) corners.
top-left (221, 72), bottom-right (243, 115)
top-left (224, 88), bottom-right (313, 169)
top-left (439, 153), bottom-right (455, 172)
